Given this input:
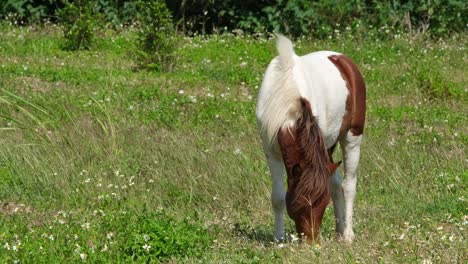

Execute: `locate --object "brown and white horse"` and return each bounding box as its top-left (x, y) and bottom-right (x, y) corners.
top-left (256, 35), bottom-right (366, 243)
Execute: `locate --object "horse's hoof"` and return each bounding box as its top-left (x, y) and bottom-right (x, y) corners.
top-left (343, 230), bottom-right (355, 243)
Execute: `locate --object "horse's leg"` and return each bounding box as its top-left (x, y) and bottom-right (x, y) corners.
top-left (329, 169), bottom-right (345, 236)
top-left (340, 132), bottom-right (363, 243)
top-left (266, 155), bottom-right (286, 241)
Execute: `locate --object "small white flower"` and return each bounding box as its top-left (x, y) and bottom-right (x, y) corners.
top-left (449, 235), bottom-right (455, 242)
top-left (81, 222), bottom-right (90, 230)
top-left (290, 233), bottom-right (299, 242)
top-left (144, 234), bottom-right (150, 242)
top-left (234, 149), bottom-right (242, 155)
top-left (178, 90), bottom-right (185, 94)
top-left (80, 253), bottom-right (87, 260)
top-left (101, 244), bottom-right (108, 252)
top-left (4, 242), bottom-right (10, 250)
top-left (142, 244), bottom-right (151, 252)
top-left (240, 61), bottom-right (247, 67)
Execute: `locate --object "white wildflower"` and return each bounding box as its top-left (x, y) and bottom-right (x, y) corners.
top-left (101, 244), bottom-right (108, 252)
top-left (142, 244), bottom-right (151, 252)
top-left (81, 222), bottom-right (90, 230)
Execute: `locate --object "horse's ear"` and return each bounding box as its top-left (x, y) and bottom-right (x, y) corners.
top-left (327, 161), bottom-right (342, 174)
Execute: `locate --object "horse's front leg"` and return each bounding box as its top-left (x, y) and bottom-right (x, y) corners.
top-left (266, 155), bottom-right (286, 241)
top-left (340, 132), bottom-right (363, 243)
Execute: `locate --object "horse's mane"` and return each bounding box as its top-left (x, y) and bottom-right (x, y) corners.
top-left (289, 98), bottom-right (331, 213)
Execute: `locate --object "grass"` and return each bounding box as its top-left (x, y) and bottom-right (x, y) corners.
top-left (0, 23), bottom-right (466, 263)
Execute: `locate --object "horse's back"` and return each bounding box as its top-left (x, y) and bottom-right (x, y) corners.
top-left (297, 51), bottom-right (350, 148)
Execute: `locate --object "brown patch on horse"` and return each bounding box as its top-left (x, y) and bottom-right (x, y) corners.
top-left (277, 98), bottom-right (339, 242)
top-left (328, 55), bottom-right (366, 137)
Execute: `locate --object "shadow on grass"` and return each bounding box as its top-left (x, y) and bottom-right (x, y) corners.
top-left (232, 223), bottom-right (276, 246)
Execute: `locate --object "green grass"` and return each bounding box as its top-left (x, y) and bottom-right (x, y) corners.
top-left (0, 23), bottom-right (467, 263)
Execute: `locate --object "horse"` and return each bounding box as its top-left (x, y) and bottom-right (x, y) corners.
top-left (256, 35), bottom-right (366, 244)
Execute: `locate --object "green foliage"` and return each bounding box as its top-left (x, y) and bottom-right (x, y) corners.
top-left (134, 0), bottom-right (176, 71)
top-left (1, 0), bottom-right (466, 38)
top-left (57, 1), bottom-right (98, 51)
top-left (120, 210), bottom-right (212, 261)
top-left (96, 0), bottom-right (139, 27)
top-left (416, 68), bottom-right (462, 100)
top-left (169, 0), bottom-right (467, 38)
top-left (1, 0), bottom-right (62, 24)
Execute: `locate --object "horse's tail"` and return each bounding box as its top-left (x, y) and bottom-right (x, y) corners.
top-left (257, 35), bottom-right (303, 146)
top-left (276, 34), bottom-right (295, 69)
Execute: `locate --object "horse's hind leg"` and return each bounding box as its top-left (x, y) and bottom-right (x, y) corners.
top-left (329, 169), bottom-right (345, 236)
top-left (340, 132), bottom-right (363, 243)
top-left (266, 154), bottom-right (286, 241)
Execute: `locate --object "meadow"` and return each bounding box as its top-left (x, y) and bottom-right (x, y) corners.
top-left (0, 23), bottom-right (466, 263)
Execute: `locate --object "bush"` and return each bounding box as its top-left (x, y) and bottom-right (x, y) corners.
top-left (57, 0), bottom-right (99, 51)
top-left (168, 0), bottom-right (467, 38)
top-left (1, 0), bottom-right (466, 38)
top-left (1, 0), bottom-right (63, 25)
top-left (134, 0), bottom-right (176, 72)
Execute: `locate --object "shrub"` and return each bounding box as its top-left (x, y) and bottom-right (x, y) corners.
top-left (0, 0), bottom-right (63, 24)
top-left (168, 0), bottom-right (467, 38)
top-left (56, 0), bottom-right (98, 51)
top-left (134, 0), bottom-right (176, 72)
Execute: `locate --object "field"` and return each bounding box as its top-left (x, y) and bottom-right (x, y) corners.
top-left (0, 24), bottom-right (466, 263)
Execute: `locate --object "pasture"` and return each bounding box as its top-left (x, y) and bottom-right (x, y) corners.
top-left (0, 24), bottom-right (466, 262)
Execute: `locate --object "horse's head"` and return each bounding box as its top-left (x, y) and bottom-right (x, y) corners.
top-left (277, 98), bottom-right (340, 243)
